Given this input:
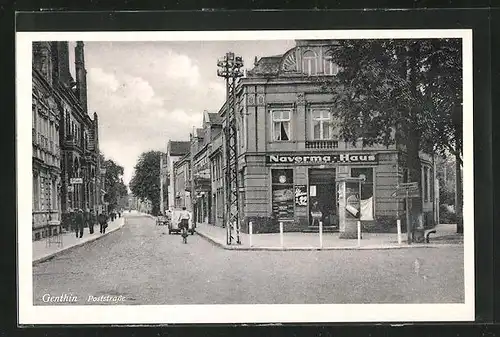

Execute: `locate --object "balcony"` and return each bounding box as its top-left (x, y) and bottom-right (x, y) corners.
top-left (63, 135), bottom-right (81, 150)
top-left (305, 140), bottom-right (339, 149)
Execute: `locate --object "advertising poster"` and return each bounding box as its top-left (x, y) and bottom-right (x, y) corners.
top-left (295, 185), bottom-right (307, 206)
top-left (345, 182), bottom-right (360, 219)
top-left (272, 187), bottom-right (294, 218)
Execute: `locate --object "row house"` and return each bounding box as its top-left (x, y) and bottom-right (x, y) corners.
top-left (32, 41), bottom-right (102, 240)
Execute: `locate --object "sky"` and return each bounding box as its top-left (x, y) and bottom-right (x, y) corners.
top-left (68, 40), bottom-right (296, 188)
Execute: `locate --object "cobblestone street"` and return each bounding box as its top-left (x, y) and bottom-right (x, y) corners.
top-left (33, 213), bottom-right (464, 305)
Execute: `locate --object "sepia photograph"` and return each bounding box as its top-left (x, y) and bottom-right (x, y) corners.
top-left (17, 29), bottom-right (474, 324)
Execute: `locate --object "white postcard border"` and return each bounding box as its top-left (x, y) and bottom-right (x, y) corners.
top-left (17, 29), bottom-right (474, 324)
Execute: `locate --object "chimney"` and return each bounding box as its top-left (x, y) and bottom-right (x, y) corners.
top-left (53, 42), bottom-right (73, 87)
top-left (75, 41), bottom-right (88, 114)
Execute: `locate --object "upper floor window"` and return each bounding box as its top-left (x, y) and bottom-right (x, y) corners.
top-left (302, 51), bottom-right (318, 76)
top-left (310, 108), bottom-right (337, 140)
top-left (271, 109), bottom-right (292, 141)
top-left (323, 52), bottom-right (339, 76)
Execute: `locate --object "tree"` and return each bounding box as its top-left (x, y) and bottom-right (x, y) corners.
top-left (320, 39), bottom-right (463, 236)
top-left (100, 154), bottom-right (128, 212)
top-left (130, 151), bottom-right (162, 215)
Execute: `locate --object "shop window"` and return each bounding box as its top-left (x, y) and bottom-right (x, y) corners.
top-left (271, 169), bottom-right (294, 219)
top-left (271, 109), bottom-right (292, 141)
top-left (302, 50), bottom-right (318, 76)
top-left (310, 108), bottom-right (337, 140)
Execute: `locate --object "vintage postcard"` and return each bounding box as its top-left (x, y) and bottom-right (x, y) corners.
top-left (17, 29), bottom-right (474, 324)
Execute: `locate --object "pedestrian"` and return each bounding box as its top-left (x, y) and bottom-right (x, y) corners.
top-left (98, 212), bottom-right (108, 234)
top-left (88, 209), bottom-right (96, 234)
top-left (75, 209), bottom-right (84, 238)
top-left (84, 208), bottom-right (92, 234)
top-left (177, 207), bottom-right (191, 244)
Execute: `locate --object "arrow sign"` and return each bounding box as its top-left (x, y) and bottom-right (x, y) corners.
top-left (391, 182), bottom-right (420, 198)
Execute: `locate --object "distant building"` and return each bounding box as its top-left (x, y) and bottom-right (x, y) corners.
top-left (165, 140), bottom-right (191, 210)
top-left (173, 154), bottom-right (191, 210)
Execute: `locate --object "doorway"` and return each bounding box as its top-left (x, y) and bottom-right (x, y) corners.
top-left (308, 168), bottom-right (337, 227)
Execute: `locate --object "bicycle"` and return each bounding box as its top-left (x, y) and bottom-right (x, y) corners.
top-left (180, 220), bottom-right (189, 244)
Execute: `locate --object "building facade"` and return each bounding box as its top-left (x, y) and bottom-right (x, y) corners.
top-left (32, 41), bottom-right (102, 240)
top-left (32, 42), bottom-right (62, 240)
top-left (233, 39), bottom-right (436, 233)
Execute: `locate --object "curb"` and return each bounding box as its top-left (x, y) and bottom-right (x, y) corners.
top-left (196, 230), bottom-right (463, 251)
top-left (33, 218), bottom-right (126, 265)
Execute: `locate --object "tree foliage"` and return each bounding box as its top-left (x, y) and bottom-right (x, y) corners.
top-left (130, 151), bottom-right (162, 215)
top-left (100, 152), bottom-right (128, 212)
top-left (322, 39), bottom-right (462, 158)
top-left (321, 39), bottom-right (462, 231)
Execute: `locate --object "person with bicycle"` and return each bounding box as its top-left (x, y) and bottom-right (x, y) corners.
top-left (177, 207), bottom-right (191, 244)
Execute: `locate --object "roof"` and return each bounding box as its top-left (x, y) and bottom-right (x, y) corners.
top-left (247, 56), bottom-right (282, 77)
top-left (207, 113), bottom-right (222, 125)
top-left (168, 141), bottom-right (191, 156)
top-left (195, 128), bottom-right (204, 139)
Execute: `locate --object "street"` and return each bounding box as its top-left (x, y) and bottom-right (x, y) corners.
top-left (33, 213), bottom-right (464, 305)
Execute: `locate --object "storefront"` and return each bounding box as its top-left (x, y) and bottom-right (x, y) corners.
top-left (262, 152), bottom-right (379, 231)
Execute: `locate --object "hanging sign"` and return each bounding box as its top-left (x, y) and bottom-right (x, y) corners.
top-left (294, 185), bottom-right (308, 206)
top-left (70, 177), bottom-right (83, 184)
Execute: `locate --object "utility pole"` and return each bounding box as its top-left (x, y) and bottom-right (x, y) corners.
top-left (217, 52), bottom-right (244, 245)
top-left (190, 128), bottom-right (196, 226)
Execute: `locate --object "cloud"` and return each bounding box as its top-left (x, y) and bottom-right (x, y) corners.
top-left (164, 51), bottom-right (201, 87)
top-left (88, 68), bottom-right (120, 92)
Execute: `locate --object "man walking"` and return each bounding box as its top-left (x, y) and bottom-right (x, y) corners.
top-left (88, 209), bottom-right (96, 234)
top-left (75, 209), bottom-right (84, 238)
top-left (98, 212), bottom-right (108, 234)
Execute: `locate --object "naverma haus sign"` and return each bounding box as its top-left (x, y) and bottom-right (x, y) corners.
top-left (266, 153), bottom-right (378, 164)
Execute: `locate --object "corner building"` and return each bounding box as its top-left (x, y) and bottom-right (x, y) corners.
top-left (234, 40), bottom-right (436, 233)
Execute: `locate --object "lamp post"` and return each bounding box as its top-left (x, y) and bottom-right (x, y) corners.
top-left (217, 52), bottom-right (244, 245)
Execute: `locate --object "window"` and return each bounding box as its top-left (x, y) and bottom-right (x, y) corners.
top-left (240, 113), bottom-right (247, 150)
top-left (323, 52), bottom-right (339, 75)
top-left (423, 166), bottom-right (430, 202)
top-left (310, 108), bottom-right (336, 140)
top-left (302, 50), bottom-right (317, 76)
top-left (271, 169), bottom-right (294, 219)
top-left (271, 109), bottom-right (291, 141)
top-left (33, 172), bottom-right (39, 210)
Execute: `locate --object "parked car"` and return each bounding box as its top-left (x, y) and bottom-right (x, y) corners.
top-left (168, 209), bottom-right (195, 235)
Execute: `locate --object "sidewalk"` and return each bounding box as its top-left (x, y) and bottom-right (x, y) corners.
top-left (195, 222), bottom-right (463, 251)
top-left (33, 215), bottom-right (126, 264)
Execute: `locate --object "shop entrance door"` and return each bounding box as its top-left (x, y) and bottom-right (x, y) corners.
top-left (308, 169), bottom-right (337, 228)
